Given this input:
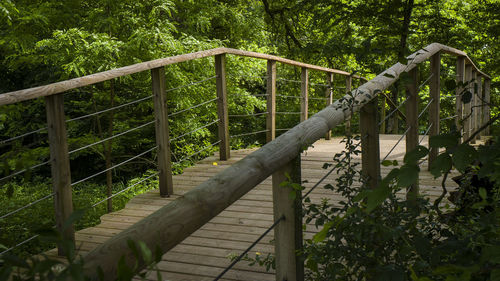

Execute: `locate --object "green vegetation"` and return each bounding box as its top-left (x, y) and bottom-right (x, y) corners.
top-left (0, 0), bottom-right (498, 271)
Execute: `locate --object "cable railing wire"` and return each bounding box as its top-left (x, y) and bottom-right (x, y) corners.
top-left (277, 78), bottom-right (302, 84)
top-left (382, 126), bottom-right (411, 162)
top-left (417, 98), bottom-right (434, 120)
top-left (230, 130), bottom-right (269, 139)
top-left (71, 146), bottom-right (157, 187)
top-left (419, 123), bottom-right (433, 145)
top-left (229, 112), bottom-right (268, 118)
top-left (0, 192), bottom-right (55, 220)
top-left (378, 97), bottom-right (409, 127)
top-left (440, 115), bottom-right (458, 121)
top-left (213, 215), bottom-right (285, 281)
top-left (275, 94), bottom-right (300, 99)
top-left (275, 128), bottom-right (292, 132)
top-left (66, 95), bottom-right (154, 123)
top-left (170, 120), bottom-right (219, 143)
top-left (276, 112), bottom-right (301, 115)
top-left (91, 172), bottom-right (159, 208)
top-left (165, 76), bottom-right (217, 94)
top-left (0, 160), bottom-right (51, 183)
top-left (1, 76), bottom-right (216, 146)
top-left (169, 98), bottom-right (218, 118)
top-left (69, 120), bottom-right (155, 155)
top-left (303, 141), bottom-right (362, 198)
top-left (0, 233), bottom-right (41, 256)
top-left (175, 140), bottom-right (221, 163)
top-left (0, 127), bottom-right (47, 145)
top-left (418, 73), bottom-right (434, 89)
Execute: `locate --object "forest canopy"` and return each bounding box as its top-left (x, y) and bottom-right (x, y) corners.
top-left (0, 0), bottom-right (498, 262)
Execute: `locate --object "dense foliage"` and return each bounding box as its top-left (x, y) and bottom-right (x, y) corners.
top-left (0, 0), bottom-right (498, 263)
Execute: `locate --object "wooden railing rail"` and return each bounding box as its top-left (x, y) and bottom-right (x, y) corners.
top-left (78, 43), bottom-right (492, 280)
top-left (0, 42), bottom-right (493, 281)
top-left (0, 47), bottom-right (362, 257)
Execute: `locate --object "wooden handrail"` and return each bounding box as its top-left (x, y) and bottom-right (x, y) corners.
top-left (0, 48), bottom-right (364, 106)
top-left (80, 42), bottom-right (492, 280)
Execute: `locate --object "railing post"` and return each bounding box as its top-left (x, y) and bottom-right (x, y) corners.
top-left (325, 72), bottom-right (333, 140)
top-left (272, 156), bottom-right (304, 281)
top-left (484, 78), bottom-right (491, 136)
top-left (455, 57), bottom-right (465, 138)
top-left (428, 52), bottom-right (441, 170)
top-left (45, 93), bottom-right (75, 255)
top-left (345, 75), bottom-right (352, 136)
top-left (215, 54), bottom-right (230, 160)
top-left (405, 68), bottom-right (419, 200)
top-left (475, 75), bottom-right (482, 141)
top-left (300, 67), bottom-right (308, 122)
top-left (360, 98), bottom-right (380, 189)
top-left (152, 67), bottom-right (174, 197)
top-left (463, 64), bottom-right (472, 140)
top-left (471, 70), bottom-right (477, 140)
top-left (267, 60), bottom-right (276, 142)
top-left (380, 95), bottom-right (387, 134)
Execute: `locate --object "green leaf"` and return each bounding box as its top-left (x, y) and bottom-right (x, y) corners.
top-left (430, 153), bottom-right (452, 178)
top-left (62, 209), bottom-right (86, 232)
top-left (452, 143), bottom-right (477, 172)
top-left (397, 164), bottom-right (419, 187)
top-left (366, 182), bottom-right (392, 213)
top-left (404, 146), bottom-right (428, 164)
top-left (383, 73), bottom-right (395, 78)
top-left (313, 221), bottom-right (334, 243)
top-left (138, 241), bottom-right (153, 264)
top-left (479, 187), bottom-right (487, 200)
top-left (429, 133), bottom-right (459, 149)
top-left (381, 160), bottom-right (394, 166)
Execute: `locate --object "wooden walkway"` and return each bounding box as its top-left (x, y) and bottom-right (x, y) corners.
top-left (46, 135), bottom-right (458, 280)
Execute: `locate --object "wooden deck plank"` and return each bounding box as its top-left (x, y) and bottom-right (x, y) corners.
top-left (45, 136), bottom-right (458, 280)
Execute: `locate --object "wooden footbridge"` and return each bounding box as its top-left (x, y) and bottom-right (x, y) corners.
top-left (0, 43), bottom-right (493, 280)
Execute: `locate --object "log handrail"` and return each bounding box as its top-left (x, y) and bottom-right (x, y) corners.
top-left (79, 42), bottom-right (492, 279)
top-left (0, 48), bottom-right (365, 106)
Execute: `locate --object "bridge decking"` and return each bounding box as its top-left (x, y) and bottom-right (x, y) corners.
top-left (45, 135), bottom-right (458, 280)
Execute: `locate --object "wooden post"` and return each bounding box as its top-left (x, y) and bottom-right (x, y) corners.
top-left (484, 79), bottom-right (491, 136)
top-left (345, 76), bottom-right (352, 136)
top-left (475, 75), bottom-right (482, 140)
top-left (428, 52), bottom-right (440, 170)
top-left (152, 67), bottom-right (174, 197)
top-left (380, 95), bottom-right (387, 134)
top-left (45, 93), bottom-right (74, 255)
top-left (300, 67), bottom-right (308, 122)
top-left (215, 54), bottom-right (230, 160)
top-left (267, 60), bottom-right (277, 142)
top-left (455, 57), bottom-right (465, 137)
top-left (360, 98), bottom-right (380, 189)
top-left (272, 156), bottom-right (304, 281)
top-left (405, 68), bottom-right (419, 200)
top-left (471, 70), bottom-right (477, 140)
top-left (463, 64), bottom-right (472, 140)
top-left (325, 72), bottom-right (333, 140)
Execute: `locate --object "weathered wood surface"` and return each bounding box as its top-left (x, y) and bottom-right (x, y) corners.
top-left (77, 43), bottom-right (479, 280)
top-left (45, 136), bottom-right (458, 280)
top-left (152, 67), bottom-right (174, 197)
top-left (0, 48), bottom-right (361, 106)
top-left (266, 60), bottom-right (276, 142)
top-left (0, 43), bottom-right (487, 106)
top-left (216, 54), bottom-right (230, 161)
top-left (428, 52), bottom-right (441, 168)
top-left (45, 93), bottom-right (74, 255)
